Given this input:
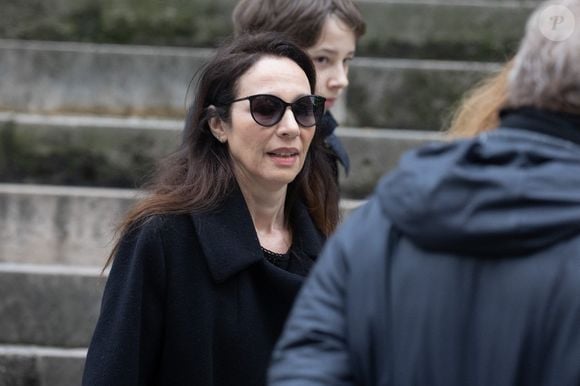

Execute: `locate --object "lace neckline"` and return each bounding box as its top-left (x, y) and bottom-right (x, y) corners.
top-left (260, 246), bottom-right (289, 257)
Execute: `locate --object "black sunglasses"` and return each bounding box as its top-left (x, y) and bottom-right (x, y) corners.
top-left (226, 94), bottom-right (326, 128)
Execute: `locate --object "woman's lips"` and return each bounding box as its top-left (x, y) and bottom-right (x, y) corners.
top-left (267, 148), bottom-right (300, 167)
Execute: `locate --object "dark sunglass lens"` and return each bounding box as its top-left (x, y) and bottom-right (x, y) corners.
top-left (292, 96), bottom-right (320, 127)
top-left (250, 95), bottom-right (284, 126)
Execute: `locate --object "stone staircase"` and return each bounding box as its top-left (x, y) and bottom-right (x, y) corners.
top-left (0, 0), bottom-right (540, 384)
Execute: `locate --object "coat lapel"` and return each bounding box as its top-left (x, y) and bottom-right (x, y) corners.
top-left (191, 185), bottom-right (325, 283)
top-left (191, 186), bottom-right (263, 283)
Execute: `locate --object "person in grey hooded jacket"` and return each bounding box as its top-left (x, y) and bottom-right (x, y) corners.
top-left (268, 1), bottom-right (580, 385)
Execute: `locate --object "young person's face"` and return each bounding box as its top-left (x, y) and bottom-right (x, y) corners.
top-left (306, 15), bottom-right (357, 110)
top-left (211, 56), bottom-right (316, 194)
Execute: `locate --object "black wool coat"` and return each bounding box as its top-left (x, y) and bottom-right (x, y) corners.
top-left (82, 187), bottom-right (324, 386)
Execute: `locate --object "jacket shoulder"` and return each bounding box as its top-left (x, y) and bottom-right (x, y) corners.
top-left (334, 195), bottom-right (395, 267)
top-left (120, 213), bottom-right (194, 244)
top-left (113, 213), bottom-right (197, 272)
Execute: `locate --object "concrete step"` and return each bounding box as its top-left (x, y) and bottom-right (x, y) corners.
top-left (339, 126), bottom-right (442, 196)
top-left (358, 1), bottom-right (537, 61)
top-left (346, 57), bottom-right (499, 129)
top-left (0, 0), bottom-right (539, 61)
top-left (0, 183), bottom-right (368, 266)
top-left (0, 184), bottom-right (136, 266)
top-left (0, 263), bottom-right (103, 348)
top-left (0, 112), bottom-right (442, 198)
top-left (0, 344), bottom-right (85, 386)
top-left (0, 39), bottom-right (498, 130)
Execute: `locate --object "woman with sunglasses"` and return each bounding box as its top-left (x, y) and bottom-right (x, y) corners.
top-left (233, 0), bottom-right (366, 181)
top-left (82, 32), bottom-right (339, 386)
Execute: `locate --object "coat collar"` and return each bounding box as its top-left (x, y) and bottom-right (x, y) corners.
top-left (499, 107), bottom-right (580, 146)
top-left (190, 184), bottom-right (324, 283)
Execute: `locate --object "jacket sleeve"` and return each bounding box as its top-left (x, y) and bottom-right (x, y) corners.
top-left (82, 218), bottom-right (167, 386)
top-left (268, 217), bottom-right (355, 385)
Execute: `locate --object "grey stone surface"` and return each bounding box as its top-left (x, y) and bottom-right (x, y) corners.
top-left (0, 354), bottom-right (38, 386)
top-left (358, 1), bottom-right (537, 60)
top-left (0, 184), bottom-right (137, 266)
top-left (0, 0), bottom-right (234, 50)
top-left (0, 112), bottom-right (443, 197)
top-left (346, 58), bottom-right (501, 129)
top-left (0, 183), bottom-right (364, 265)
top-left (0, 345), bottom-right (86, 386)
top-left (0, 40), bottom-right (501, 130)
top-left (36, 351), bottom-right (85, 386)
top-left (0, 112), bottom-right (181, 188)
top-left (0, 0), bottom-right (539, 61)
top-left (338, 127), bottom-right (442, 198)
top-left (0, 39), bottom-right (210, 118)
top-left (0, 264), bottom-right (103, 347)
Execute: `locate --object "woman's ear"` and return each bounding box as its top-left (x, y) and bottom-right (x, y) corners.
top-left (207, 105), bottom-right (228, 143)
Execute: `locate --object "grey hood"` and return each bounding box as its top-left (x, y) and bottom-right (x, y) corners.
top-left (378, 126), bottom-right (580, 256)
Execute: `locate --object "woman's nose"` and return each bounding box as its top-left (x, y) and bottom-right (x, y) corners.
top-left (276, 108), bottom-right (301, 137)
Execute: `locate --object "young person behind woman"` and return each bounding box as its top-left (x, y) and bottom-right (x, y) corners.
top-left (82, 32), bottom-right (339, 386)
top-left (233, 0), bottom-right (366, 180)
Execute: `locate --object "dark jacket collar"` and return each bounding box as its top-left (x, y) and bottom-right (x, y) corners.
top-left (499, 107), bottom-right (580, 146)
top-left (318, 111), bottom-right (338, 138)
top-left (319, 111), bottom-right (351, 173)
top-left (190, 184), bottom-right (324, 283)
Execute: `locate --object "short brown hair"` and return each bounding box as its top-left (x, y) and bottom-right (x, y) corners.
top-left (232, 0), bottom-right (366, 48)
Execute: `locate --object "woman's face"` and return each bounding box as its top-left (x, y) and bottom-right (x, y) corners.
top-left (212, 56), bottom-right (316, 193)
top-left (306, 15), bottom-right (357, 110)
